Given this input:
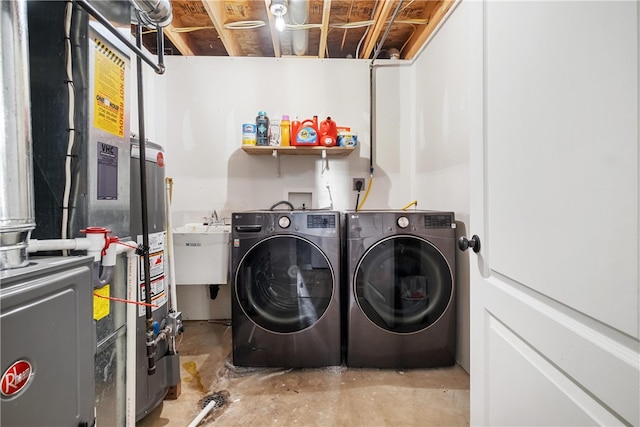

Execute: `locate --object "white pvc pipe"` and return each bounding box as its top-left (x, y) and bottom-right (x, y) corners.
top-left (187, 399), bottom-right (217, 427)
top-left (27, 238), bottom-right (92, 252)
top-left (125, 250), bottom-right (138, 427)
top-left (165, 178), bottom-right (178, 312)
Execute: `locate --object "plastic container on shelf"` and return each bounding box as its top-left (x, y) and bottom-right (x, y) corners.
top-left (269, 119), bottom-right (281, 146)
top-left (337, 130), bottom-right (357, 147)
top-left (292, 116), bottom-right (319, 146)
top-left (319, 117), bottom-right (337, 146)
top-left (256, 111), bottom-right (269, 146)
top-left (291, 117), bottom-right (301, 143)
top-left (242, 123), bottom-right (257, 145)
top-left (280, 115), bottom-right (291, 146)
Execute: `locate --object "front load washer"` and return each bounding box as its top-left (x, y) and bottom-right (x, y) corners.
top-left (231, 211), bottom-right (341, 367)
top-left (345, 210), bottom-right (456, 368)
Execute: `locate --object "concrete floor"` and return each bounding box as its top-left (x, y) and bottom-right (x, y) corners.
top-left (137, 320), bottom-right (470, 427)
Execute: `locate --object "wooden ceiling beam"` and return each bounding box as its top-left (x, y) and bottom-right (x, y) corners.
top-left (402, 0), bottom-right (455, 60)
top-left (359, 0), bottom-right (395, 59)
top-left (201, 0), bottom-right (243, 56)
top-left (263, 0), bottom-right (282, 57)
top-left (318, 0), bottom-right (331, 58)
top-left (164, 22), bottom-right (196, 56)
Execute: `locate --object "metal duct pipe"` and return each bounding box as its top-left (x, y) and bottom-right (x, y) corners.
top-left (289, 0), bottom-right (309, 56)
top-left (130, 0), bottom-right (172, 28)
top-left (0, 0), bottom-right (35, 270)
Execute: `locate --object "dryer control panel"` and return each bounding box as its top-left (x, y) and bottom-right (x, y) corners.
top-left (424, 214), bottom-right (453, 229)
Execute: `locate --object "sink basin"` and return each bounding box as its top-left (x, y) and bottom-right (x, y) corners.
top-left (172, 223), bottom-right (230, 285)
top-left (174, 223), bottom-right (230, 233)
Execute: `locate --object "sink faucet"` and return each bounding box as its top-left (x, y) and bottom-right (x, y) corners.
top-left (203, 210), bottom-right (219, 225)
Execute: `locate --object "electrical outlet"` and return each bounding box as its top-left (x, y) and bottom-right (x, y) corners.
top-left (353, 178), bottom-right (365, 192)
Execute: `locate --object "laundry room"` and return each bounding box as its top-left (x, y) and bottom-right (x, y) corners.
top-left (2, 1), bottom-right (638, 427)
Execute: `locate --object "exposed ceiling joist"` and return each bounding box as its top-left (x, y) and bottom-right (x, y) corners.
top-left (164, 22), bottom-right (195, 56)
top-left (318, 0), bottom-right (331, 58)
top-left (145, 0), bottom-right (455, 60)
top-left (360, 0), bottom-right (395, 59)
top-left (201, 0), bottom-right (243, 56)
top-left (402, 0), bottom-right (455, 60)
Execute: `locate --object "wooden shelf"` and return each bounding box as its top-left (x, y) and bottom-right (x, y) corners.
top-left (241, 145), bottom-right (355, 156)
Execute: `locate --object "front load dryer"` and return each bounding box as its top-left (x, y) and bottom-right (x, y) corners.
top-left (345, 210), bottom-right (456, 368)
top-left (231, 211), bottom-right (342, 367)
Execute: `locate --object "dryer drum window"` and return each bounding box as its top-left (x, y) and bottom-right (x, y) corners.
top-left (354, 236), bottom-right (453, 333)
top-left (236, 235), bottom-right (334, 334)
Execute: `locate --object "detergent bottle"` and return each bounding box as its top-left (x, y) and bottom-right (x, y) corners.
top-left (292, 115), bottom-right (319, 146)
top-left (291, 117), bottom-right (301, 144)
top-left (280, 115), bottom-right (291, 146)
top-left (319, 117), bottom-right (337, 146)
top-left (256, 111), bottom-right (269, 146)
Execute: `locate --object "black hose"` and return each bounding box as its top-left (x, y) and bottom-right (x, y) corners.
top-left (136, 20), bottom-right (156, 376)
top-left (355, 192), bottom-right (361, 212)
top-left (269, 200), bottom-right (295, 211)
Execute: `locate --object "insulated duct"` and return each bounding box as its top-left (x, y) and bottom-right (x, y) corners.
top-left (130, 0), bottom-right (173, 28)
top-left (289, 0), bottom-right (309, 56)
top-left (0, 0), bottom-right (35, 270)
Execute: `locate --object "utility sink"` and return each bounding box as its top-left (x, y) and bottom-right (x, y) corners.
top-left (172, 223), bottom-right (230, 285)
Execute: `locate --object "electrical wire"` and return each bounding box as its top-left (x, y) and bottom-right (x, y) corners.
top-left (61, 1), bottom-right (76, 255)
top-left (286, 23), bottom-right (323, 30)
top-left (93, 292), bottom-right (159, 308)
top-left (224, 21), bottom-right (266, 30)
top-left (355, 0), bottom-right (380, 58)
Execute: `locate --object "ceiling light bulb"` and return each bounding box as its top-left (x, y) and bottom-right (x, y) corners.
top-left (270, 0), bottom-right (287, 17)
top-left (275, 15), bottom-right (285, 32)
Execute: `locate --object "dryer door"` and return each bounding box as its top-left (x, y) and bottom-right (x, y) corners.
top-left (235, 235), bottom-right (334, 333)
top-left (355, 235), bottom-right (452, 333)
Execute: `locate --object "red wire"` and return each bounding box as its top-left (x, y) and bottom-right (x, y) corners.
top-left (93, 292), bottom-right (159, 308)
top-left (115, 241), bottom-right (139, 250)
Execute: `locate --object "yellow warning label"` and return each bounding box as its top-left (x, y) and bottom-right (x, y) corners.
top-left (93, 284), bottom-right (111, 321)
top-left (93, 39), bottom-right (125, 137)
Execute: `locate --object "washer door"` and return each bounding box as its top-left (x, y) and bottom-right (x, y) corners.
top-left (354, 235), bottom-right (452, 333)
top-left (236, 235), bottom-right (334, 333)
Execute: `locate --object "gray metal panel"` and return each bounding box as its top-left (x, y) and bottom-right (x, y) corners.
top-left (78, 22), bottom-right (131, 239)
top-left (0, 256), bottom-right (95, 426)
top-left (130, 140), bottom-right (178, 421)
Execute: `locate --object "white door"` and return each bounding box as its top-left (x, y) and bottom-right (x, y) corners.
top-left (467, 1), bottom-right (640, 425)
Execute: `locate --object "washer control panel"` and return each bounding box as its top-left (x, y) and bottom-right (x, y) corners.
top-left (307, 214), bottom-right (336, 229)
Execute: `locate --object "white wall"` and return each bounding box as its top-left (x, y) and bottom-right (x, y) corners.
top-left (142, 57), bottom-right (385, 223)
top-left (410, 1), bottom-right (471, 372)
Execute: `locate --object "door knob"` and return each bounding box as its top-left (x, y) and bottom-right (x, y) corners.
top-left (458, 235), bottom-right (481, 253)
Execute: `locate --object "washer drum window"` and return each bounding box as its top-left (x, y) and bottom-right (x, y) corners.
top-left (235, 235), bottom-right (334, 334)
top-left (354, 235), bottom-right (453, 333)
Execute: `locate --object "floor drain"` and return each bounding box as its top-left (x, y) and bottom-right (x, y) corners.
top-left (200, 392), bottom-right (226, 410)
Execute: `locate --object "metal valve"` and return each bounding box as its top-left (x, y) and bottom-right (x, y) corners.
top-left (458, 235), bottom-right (481, 253)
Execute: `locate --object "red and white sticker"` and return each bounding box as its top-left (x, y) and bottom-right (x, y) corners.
top-left (157, 151), bottom-right (165, 167)
top-left (1, 360), bottom-right (33, 397)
